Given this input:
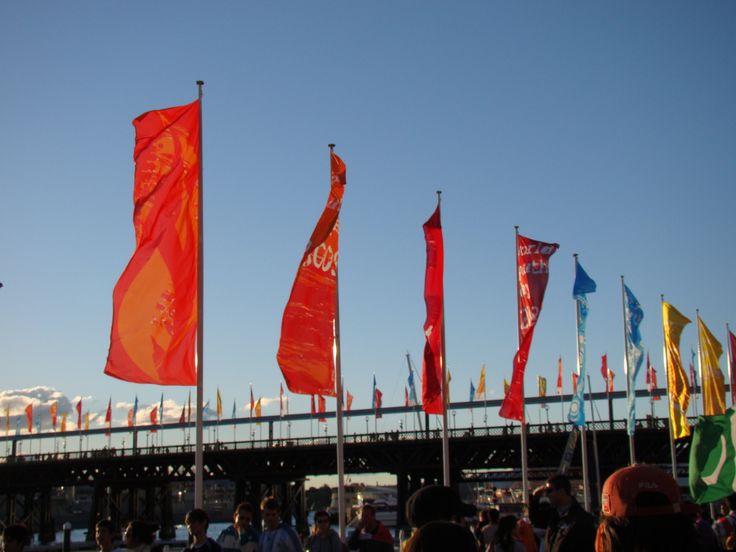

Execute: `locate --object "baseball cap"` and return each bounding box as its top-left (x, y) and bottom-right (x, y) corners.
top-left (406, 485), bottom-right (477, 527)
top-left (601, 464), bottom-right (681, 517)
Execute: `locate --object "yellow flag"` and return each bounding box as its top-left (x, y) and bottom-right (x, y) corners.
top-left (446, 371), bottom-right (452, 402)
top-left (503, 378), bottom-right (510, 396)
top-left (216, 388), bottom-right (222, 420)
top-left (663, 302), bottom-right (691, 438)
top-left (84, 412), bottom-right (90, 432)
top-left (61, 412), bottom-right (68, 432)
top-left (4, 407), bottom-right (9, 435)
top-left (255, 398), bottom-right (262, 425)
top-left (538, 376), bottom-right (547, 398)
top-left (698, 316), bottom-right (726, 416)
top-left (476, 365), bottom-right (486, 399)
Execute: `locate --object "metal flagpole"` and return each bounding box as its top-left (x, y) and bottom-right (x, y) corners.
top-left (621, 276), bottom-right (636, 465)
top-left (727, 324), bottom-right (734, 408)
top-left (330, 144), bottom-right (348, 540)
top-left (696, 310), bottom-right (706, 415)
top-left (515, 226), bottom-right (530, 504)
top-left (586, 374), bottom-right (602, 510)
top-left (194, 80), bottom-right (205, 509)
top-left (573, 255), bottom-right (591, 512)
top-left (438, 191), bottom-right (450, 487)
top-left (661, 295), bottom-right (678, 478)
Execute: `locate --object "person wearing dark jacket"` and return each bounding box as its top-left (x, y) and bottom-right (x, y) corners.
top-left (543, 475), bottom-right (595, 552)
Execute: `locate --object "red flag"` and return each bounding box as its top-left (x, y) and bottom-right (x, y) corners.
top-left (601, 354), bottom-right (609, 388)
top-left (651, 365), bottom-right (660, 401)
top-left (421, 202), bottom-right (444, 414)
top-left (250, 385), bottom-right (255, 418)
top-left (178, 406), bottom-right (185, 424)
top-left (127, 408), bottom-right (134, 427)
top-left (277, 153), bottom-right (346, 397)
top-left (76, 399), bottom-right (83, 430)
top-left (50, 401), bottom-right (58, 430)
top-left (346, 390), bottom-right (353, 412)
top-left (104, 399), bottom-right (112, 436)
top-left (25, 404), bottom-right (33, 433)
top-left (310, 395), bottom-right (316, 416)
top-left (556, 357), bottom-right (563, 395)
top-left (500, 234), bottom-right (558, 422)
top-left (149, 406), bottom-right (158, 432)
top-left (730, 331), bottom-right (736, 404)
top-left (187, 391), bottom-right (192, 423)
top-left (104, 100), bottom-right (200, 385)
top-left (318, 395), bottom-right (326, 422)
top-left (405, 387), bottom-right (409, 407)
top-left (572, 372), bottom-right (578, 393)
top-left (374, 387), bottom-right (383, 419)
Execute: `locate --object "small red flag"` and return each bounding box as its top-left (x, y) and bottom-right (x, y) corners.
top-left (149, 406), bottom-right (158, 432)
top-left (318, 395), bottom-right (326, 422)
top-left (500, 234), bottom-right (558, 422)
top-left (104, 100), bottom-right (200, 386)
top-left (556, 357), bottom-right (563, 395)
top-left (601, 354), bottom-right (609, 385)
top-left (310, 395), bottom-right (316, 416)
top-left (178, 406), bottom-right (185, 424)
top-left (346, 390), bottom-right (353, 412)
top-left (50, 401), bottom-right (58, 430)
top-left (25, 404), bottom-right (33, 433)
top-left (250, 386), bottom-right (255, 418)
top-left (421, 202), bottom-right (445, 415)
top-left (572, 372), bottom-right (578, 394)
top-left (76, 399), bottom-right (83, 430)
top-left (277, 153), bottom-right (346, 397)
top-left (374, 388), bottom-right (383, 419)
top-left (104, 399), bottom-right (112, 436)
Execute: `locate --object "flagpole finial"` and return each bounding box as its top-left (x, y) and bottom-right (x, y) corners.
top-left (573, 253), bottom-right (578, 259)
top-left (660, 294), bottom-right (664, 302)
top-left (328, 144), bottom-right (335, 152)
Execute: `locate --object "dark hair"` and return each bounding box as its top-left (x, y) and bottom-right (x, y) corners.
top-left (234, 502), bottom-right (253, 515)
top-left (96, 519), bottom-right (115, 531)
top-left (596, 513), bottom-right (699, 551)
top-left (546, 474), bottom-right (571, 496)
top-left (185, 509), bottom-right (209, 530)
top-left (361, 503), bottom-right (376, 516)
top-left (3, 525), bottom-right (28, 545)
top-left (488, 508), bottom-right (500, 524)
top-left (404, 521), bottom-right (476, 552)
top-left (260, 496), bottom-right (280, 512)
top-left (493, 515), bottom-right (518, 552)
top-left (314, 510), bottom-right (330, 522)
top-left (126, 520), bottom-right (158, 545)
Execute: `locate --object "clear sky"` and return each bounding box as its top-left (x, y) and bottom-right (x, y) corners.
top-left (1, 1), bottom-right (735, 441)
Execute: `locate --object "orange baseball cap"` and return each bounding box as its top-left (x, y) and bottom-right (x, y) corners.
top-left (601, 464), bottom-right (681, 517)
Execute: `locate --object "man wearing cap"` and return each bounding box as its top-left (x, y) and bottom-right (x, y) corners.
top-left (347, 504), bottom-right (393, 552)
top-left (543, 474), bottom-right (595, 552)
top-left (595, 464), bottom-right (699, 551)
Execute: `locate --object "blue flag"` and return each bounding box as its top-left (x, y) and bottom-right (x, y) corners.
top-left (568, 261), bottom-right (596, 427)
top-left (408, 369), bottom-right (419, 405)
top-left (469, 381), bottom-right (476, 403)
top-left (624, 284), bottom-right (644, 436)
top-left (372, 375), bottom-right (377, 410)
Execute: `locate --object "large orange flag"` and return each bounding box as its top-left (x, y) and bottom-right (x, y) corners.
top-left (277, 152), bottom-right (346, 396)
top-left (104, 100), bottom-right (200, 385)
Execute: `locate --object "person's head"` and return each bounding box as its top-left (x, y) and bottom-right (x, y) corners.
top-left (595, 464), bottom-right (698, 552)
top-left (313, 510), bottom-right (330, 535)
top-left (233, 502), bottom-right (254, 530)
top-left (405, 485), bottom-right (477, 528)
top-left (360, 504), bottom-right (377, 530)
top-left (488, 508), bottom-right (500, 525)
top-left (529, 485), bottom-right (553, 529)
top-left (2, 525), bottom-right (28, 552)
top-left (184, 509), bottom-right (209, 540)
top-left (403, 520), bottom-right (477, 552)
top-left (720, 502), bottom-right (730, 516)
top-left (494, 515), bottom-right (518, 548)
top-left (260, 497), bottom-right (281, 531)
top-left (544, 474), bottom-right (573, 509)
top-left (124, 521), bottom-right (157, 548)
top-left (95, 519), bottom-right (116, 551)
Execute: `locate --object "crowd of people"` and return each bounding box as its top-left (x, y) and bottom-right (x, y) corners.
top-left (3, 464), bottom-right (736, 552)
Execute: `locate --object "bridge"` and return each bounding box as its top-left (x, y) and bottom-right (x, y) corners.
top-left (0, 388), bottom-right (692, 544)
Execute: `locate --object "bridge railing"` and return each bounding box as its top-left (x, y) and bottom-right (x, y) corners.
top-left (0, 416), bottom-right (677, 464)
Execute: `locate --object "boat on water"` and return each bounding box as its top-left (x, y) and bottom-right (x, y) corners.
top-left (330, 485), bottom-right (398, 528)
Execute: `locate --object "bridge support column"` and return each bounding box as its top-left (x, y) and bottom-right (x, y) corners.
top-left (144, 485), bottom-right (155, 521)
top-left (38, 489), bottom-right (55, 545)
top-left (128, 487), bottom-right (139, 520)
top-left (5, 493), bottom-right (16, 525)
top-left (109, 487), bottom-right (122, 532)
top-left (396, 471), bottom-right (409, 528)
top-left (159, 484), bottom-right (175, 539)
top-left (88, 483), bottom-right (107, 541)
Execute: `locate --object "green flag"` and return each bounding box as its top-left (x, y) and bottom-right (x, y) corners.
top-left (689, 408), bottom-right (736, 504)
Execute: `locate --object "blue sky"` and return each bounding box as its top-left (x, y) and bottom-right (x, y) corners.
top-left (1, 1), bottom-right (735, 441)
